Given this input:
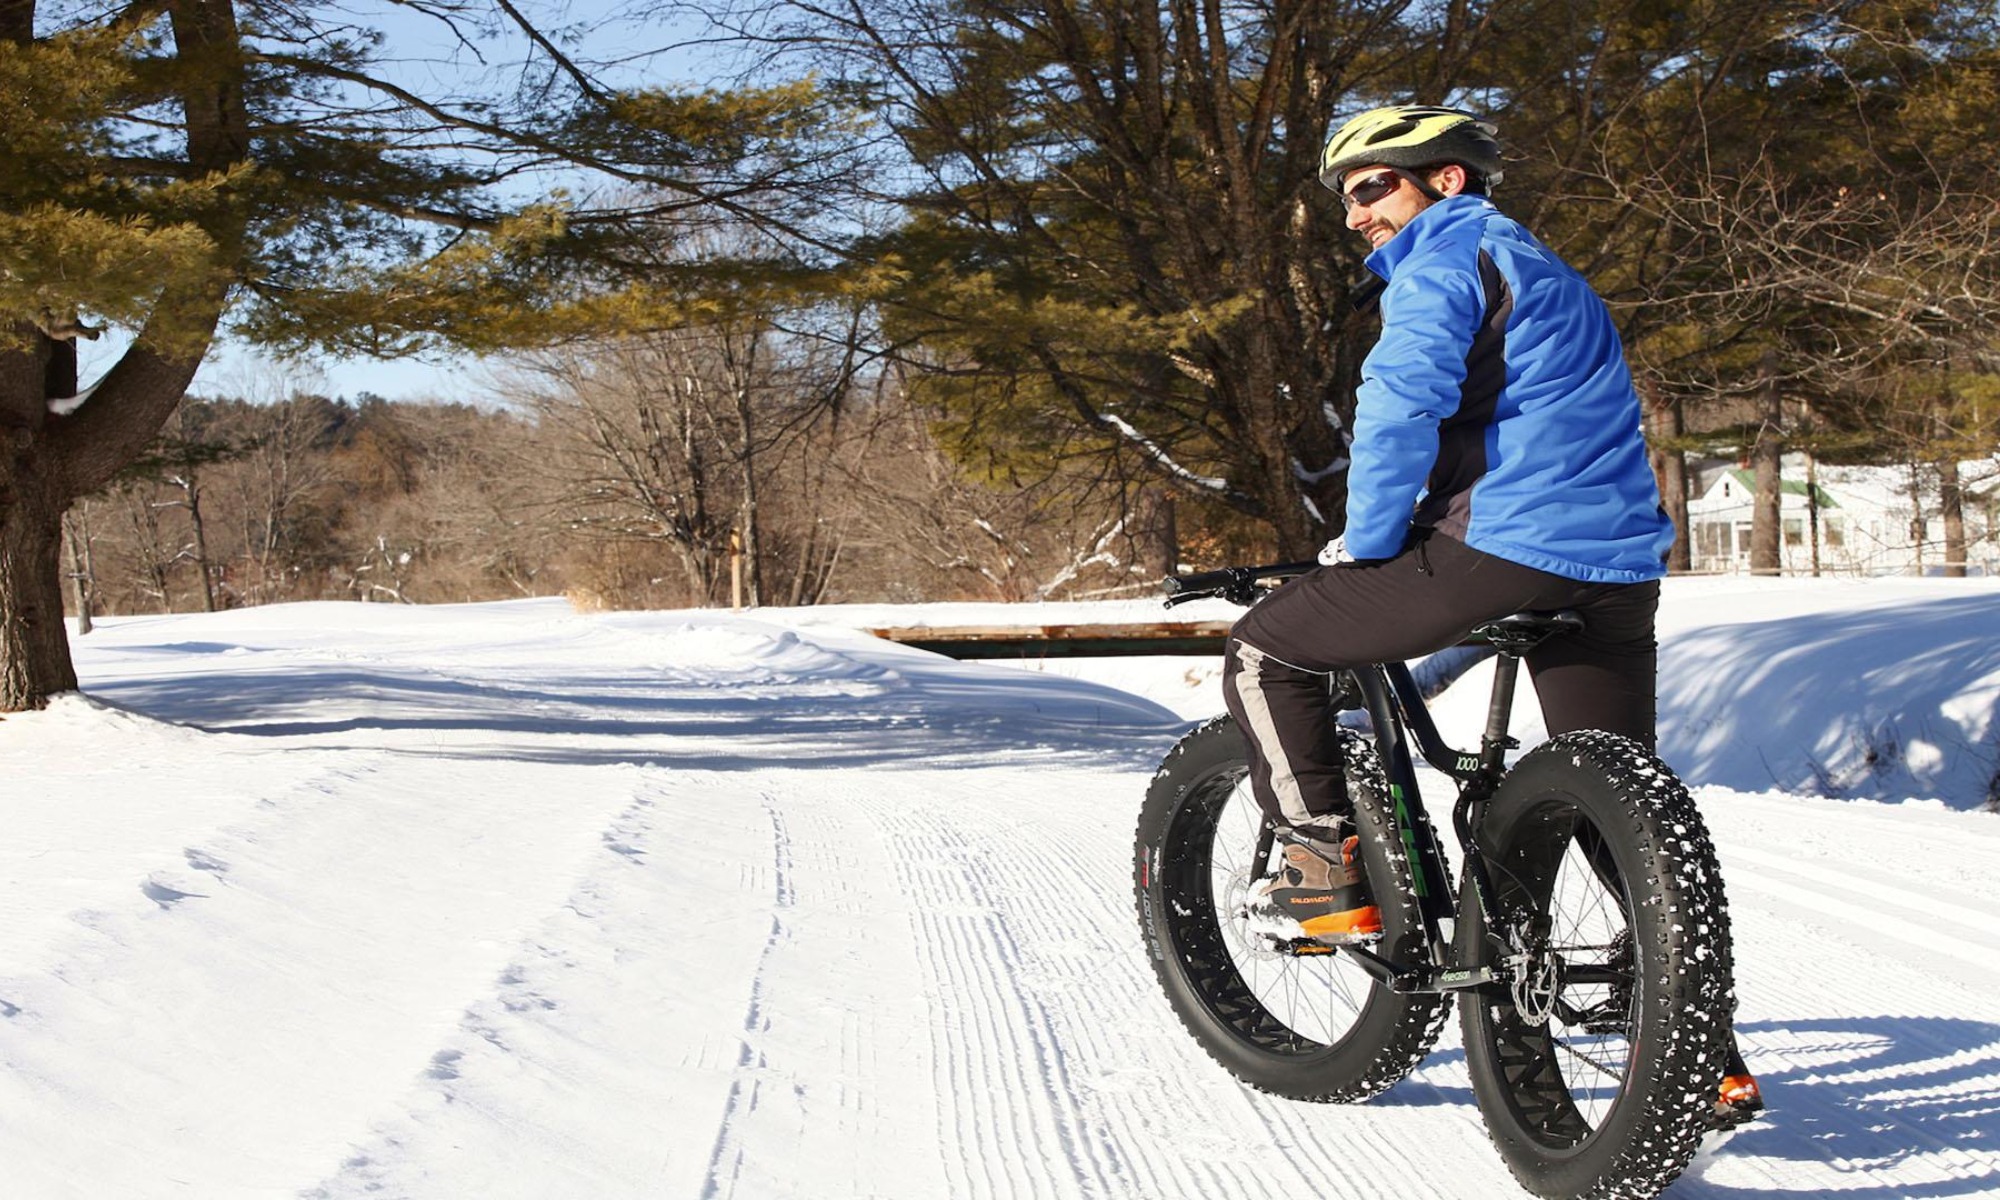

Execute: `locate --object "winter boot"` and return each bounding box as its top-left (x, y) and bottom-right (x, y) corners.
top-left (1243, 835), bottom-right (1382, 945)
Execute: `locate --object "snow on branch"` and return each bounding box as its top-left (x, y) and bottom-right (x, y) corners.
top-left (1101, 414), bottom-right (1229, 493)
top-left (48, 381), bottom-right (99, 417)
top-left (1322, 400), bottom-right (1351, 441)
top-left (1291, 453), bottom-right (1348, 485)
top-left (1035, 515), bottom-right (1130, 600)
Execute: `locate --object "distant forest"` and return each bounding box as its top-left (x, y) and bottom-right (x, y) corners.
top-left (66, 344), bottom-right (1204, 616)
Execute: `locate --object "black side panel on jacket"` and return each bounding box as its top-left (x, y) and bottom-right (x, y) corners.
top-left (1415, 249), bottom-right (1513, 539)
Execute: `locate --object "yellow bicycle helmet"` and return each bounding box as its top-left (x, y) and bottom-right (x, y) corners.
top-left (1319, 105), bottom-right (1504, 192)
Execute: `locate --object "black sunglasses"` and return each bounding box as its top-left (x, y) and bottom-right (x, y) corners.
top-left (1339, 170), bottom-right (1405, 211)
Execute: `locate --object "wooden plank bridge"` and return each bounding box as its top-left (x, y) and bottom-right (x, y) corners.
top-left (865, 620), bottom-right (1232, 659)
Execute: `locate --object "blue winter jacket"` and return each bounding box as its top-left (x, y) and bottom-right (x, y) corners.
top-left (1346, 194), bottom-right (1673, 583)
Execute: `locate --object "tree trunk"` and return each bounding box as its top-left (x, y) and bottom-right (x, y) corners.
top-left (3, 329), bottom-right (224, 706)
top-left (1939, 457), bottom-right (1965, 579)
top-left (1805, 452), bottom-right (1822, 577)
top-left (1908, 464), bottom-right (1926, 574)
top-left (0, 431), bottom-right (80, 706)
top-left (120, 486), bottom-right (179, 613)
top-left (1243, 320), bottom-right (1317, 558)
top-left (1749, 359), bottom-right (1784, 576)
top-left (1135, 486), bottom-right (1178, 579)
top-left (1643, 383), bottom-right (1690, 572)
top-left (179, 472), bottom-right (218, 612)
top-left (64, 502), bottom-right (95, 636)
top-left (732, 374), bottom-right (762, 608)
top-left (0, 0), bottom-right (246, 709)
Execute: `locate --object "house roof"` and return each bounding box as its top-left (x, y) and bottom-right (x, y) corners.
top-left (1725, 469), bottom-right (1839, 508)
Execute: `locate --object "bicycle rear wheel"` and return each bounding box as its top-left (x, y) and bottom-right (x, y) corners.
top-left (1459, 730), bottom-right (1734, 1200)
top-left (1136, 715), bottom-right (1449, 1100)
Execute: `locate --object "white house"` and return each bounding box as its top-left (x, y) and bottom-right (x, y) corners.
top-left (1684, 456), bottom-right (2000, 576)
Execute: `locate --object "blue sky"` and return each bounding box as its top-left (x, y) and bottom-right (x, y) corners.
top-left (163, 1), bottom-right (719, 405)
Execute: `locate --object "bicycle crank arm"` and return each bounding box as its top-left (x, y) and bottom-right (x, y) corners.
top-left (1340, 946), bottom-right (1509, 995)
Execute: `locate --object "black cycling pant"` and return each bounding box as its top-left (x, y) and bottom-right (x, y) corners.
top-left (1220, 531), bottom-right (1659, 845)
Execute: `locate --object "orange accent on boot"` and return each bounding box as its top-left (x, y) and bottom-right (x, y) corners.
top-left (1719, 1073), bottom-right (1761, 1107)
top-left (1300, 904), bottom-right (1383, 939)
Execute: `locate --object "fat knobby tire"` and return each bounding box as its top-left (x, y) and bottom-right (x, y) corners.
top-left (1459, 730), bottom-right (1735, 1200)
top-left (1135, 714), bottom-right (1450, 1101)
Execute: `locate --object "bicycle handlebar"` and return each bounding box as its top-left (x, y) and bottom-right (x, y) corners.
top-left (1161, 561), bottom-right (1318, 608)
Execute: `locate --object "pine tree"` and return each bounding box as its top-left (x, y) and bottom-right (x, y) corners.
top-left (0, 1), bottom-right (839, 709)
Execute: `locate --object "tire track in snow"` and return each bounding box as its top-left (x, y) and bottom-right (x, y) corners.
top-left (307, 771), bottom-right (787, 1200)
top-left (698, 794), bottom-right (795, 1200)
top-left (854, 770), bottom-right (1478, 1200)
top-left (687, 779), bottom-right (952, 1200)
top-left (873, 803), bottom-right (1124, 1199)
top-left (340, 767), bottom-right (949, 1200)
top-left (1675, 826), bottom-right (2000, 1196)
top-left (1724, 842), bottom-right (2000, 955)
top-left (1726, 862), bottom-right (1999, 992)
top-left (936, 802), bottom-right (1299, 1200)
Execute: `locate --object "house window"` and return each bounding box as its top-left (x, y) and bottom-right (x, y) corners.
top-left (1697, 524), bottom-right (1730, 560)
top-left (1736, 526), bottom-right (1753, 554)
top-left (1824, 517), bottom-right (1845, 548)
top-left (1784, 518), bottom-right (1805, 547)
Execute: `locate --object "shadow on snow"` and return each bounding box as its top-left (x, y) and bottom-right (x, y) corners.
top-left (82, 648), bottom-right (1195, 773)
top-left (1660, 596), bottom-right (2000, 809)
top-left (1383, 1013), bottom-right (2000, 1197)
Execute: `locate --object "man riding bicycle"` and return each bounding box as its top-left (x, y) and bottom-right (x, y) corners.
top-left (1220, 104), bottom-right (1760, 1126)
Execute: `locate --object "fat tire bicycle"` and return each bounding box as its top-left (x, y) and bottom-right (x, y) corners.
top-left (1135, 562), bottom-right (1736, 1200)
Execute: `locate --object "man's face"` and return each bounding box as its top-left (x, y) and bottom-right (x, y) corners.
top-left (1340, 165), bottom-right (1440, 248)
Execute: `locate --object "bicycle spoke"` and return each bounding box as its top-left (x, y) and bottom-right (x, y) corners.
top-left (1207, 777), bottom-right (1371, 1047)
top-left (1142, 716), bottom-right (1451, 1101)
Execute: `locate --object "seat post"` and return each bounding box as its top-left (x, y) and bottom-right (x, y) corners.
top-left (1466, 610), bottom-right (1581, 775)
top-left (1481, 652), bottom-right (1524, 773)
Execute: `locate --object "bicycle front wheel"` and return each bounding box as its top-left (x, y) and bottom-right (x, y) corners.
top-left (1459, 731), bottom-right (1734, 1200)
top-left (1136, 714), bottom-right (1449, 1101)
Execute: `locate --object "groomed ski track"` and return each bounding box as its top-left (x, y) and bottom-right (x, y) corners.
top-left (0, 597), bottom-right (1995, 1199)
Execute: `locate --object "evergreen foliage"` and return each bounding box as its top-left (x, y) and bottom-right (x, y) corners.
top-left (678, 0), bottom-right (2000, 559)
top-left (0, 0), bottom-right (849, 708)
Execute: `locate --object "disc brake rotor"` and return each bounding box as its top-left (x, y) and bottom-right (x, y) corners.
top-left (1510, 939), bottom-right (1561, 1025)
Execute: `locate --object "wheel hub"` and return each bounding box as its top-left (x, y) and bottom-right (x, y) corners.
top-left (1509, 936), bottom-right (1562, 1025)
top-left (1222, 869), bottom-right (1295, 960)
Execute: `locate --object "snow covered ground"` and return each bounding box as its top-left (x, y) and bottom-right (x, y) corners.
top-left (2, 577), bottom-right (1997, 1199)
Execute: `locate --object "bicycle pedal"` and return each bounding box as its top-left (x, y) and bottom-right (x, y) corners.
top-left (1280, 934), bottom-right (1379, 956)
top-left (1578, 1007), bottom-right (1633, 1035)
top-left (1705, 1095), bottom-right (1767, 1135)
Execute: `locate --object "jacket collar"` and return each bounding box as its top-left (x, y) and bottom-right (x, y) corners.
top-left (1364, 194), bottom-right (1495, 280)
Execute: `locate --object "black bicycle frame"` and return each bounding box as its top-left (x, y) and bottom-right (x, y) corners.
top-left (1336, 638), bottom-right (1555, 997)
top-left (1160, 563), bottom-right (1576, 997)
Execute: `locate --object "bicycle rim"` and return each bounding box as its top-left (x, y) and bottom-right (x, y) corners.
top-left (1478, 805), bottom-right (1638, 1139)
top-left (1459, 731), bottom-right (1732, 1200)
top-left (1162, 763), bottom-right (1380, 1051)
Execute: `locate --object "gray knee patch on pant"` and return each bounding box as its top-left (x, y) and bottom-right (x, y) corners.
top-left (1229, 639), bottom-right (1347, 844)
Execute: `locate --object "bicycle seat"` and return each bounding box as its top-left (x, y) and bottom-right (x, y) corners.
top-left (1468, 610), bottom-right (1584, 652)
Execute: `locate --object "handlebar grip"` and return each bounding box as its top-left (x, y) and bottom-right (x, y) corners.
top-left (1161, 560), bottom-right (1319, 607)
top-left (1162, 568), bottom-right (1241, 599)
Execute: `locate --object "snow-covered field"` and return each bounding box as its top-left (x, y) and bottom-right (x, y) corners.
top-left (2, 577), bottom-right (1997, 1199)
